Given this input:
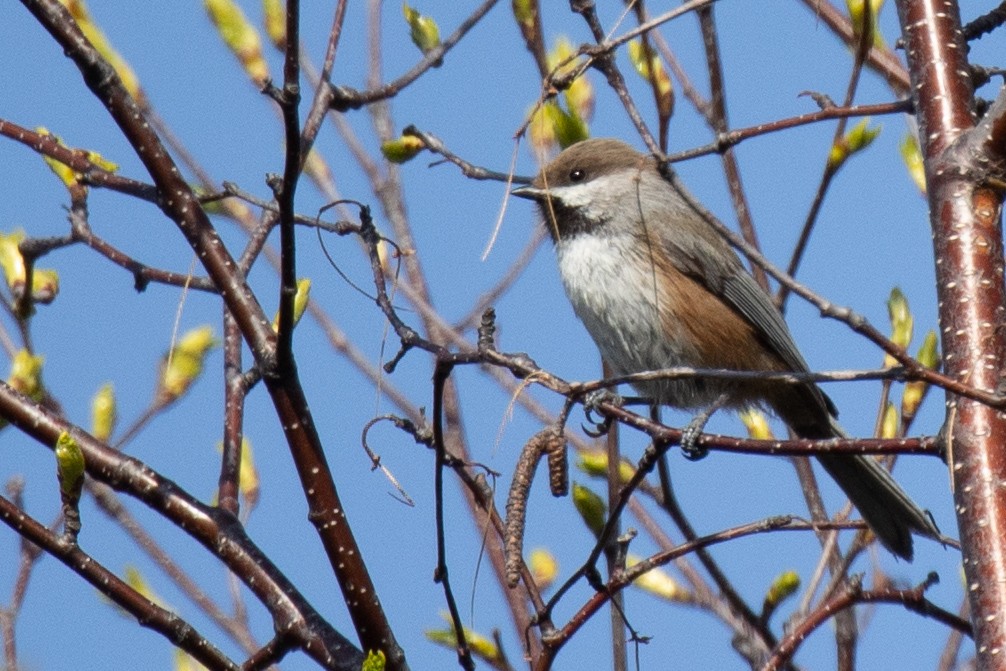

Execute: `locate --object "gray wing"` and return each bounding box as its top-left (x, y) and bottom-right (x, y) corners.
top-left (639, 173), bottom-right (830, 401)
top-left (658, 218), bottom-right (837, 415)
top-left (719, 270), bottom-right (813, 376)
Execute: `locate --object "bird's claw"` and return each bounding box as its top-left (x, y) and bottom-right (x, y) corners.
top-left (679, 394), bottom-right (730, 461)
top-left (680, 412), bottom-right (710, 461)
top-left (581, 389), bottom-right (623, 437)
top-left (585, 388), bottom-right (623, 411)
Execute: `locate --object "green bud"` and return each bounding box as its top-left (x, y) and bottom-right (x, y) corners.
top-left (380, 135), bottom-right (425, 163)
top-left (0, 230), bottom-right (27, 294)
top-left (887, 287), bottom-right (913, 346)
top-left (739, 408), bottom-right (774, 440)
top-left (263, 0), bottom-right (286, 49)
top-left (879, 402), bottom-right (898, 439)
top-left (55, 431), bottom-right (86, 500)
top-left (91, 383), bottom-right (117, 442)
top-left (576, 450), bottom-right (635, 483)
top-left (9, 349), bottom-right (44, 401)
top-left (204, 0), bottom-right (270, 83)
top-left (529, 102), bottom-right (588, 153)
top-left (764, 569), bottom-right (801, 609)
top-left (528, 547), bottom-right (558, 589)
top-left (627, 554), bottom-right (692, 602)
top-left (828, 118), bottom-right (881, 169)
top-left (572, 482), bottom-right (606, 538)
top-left (903, 330), bottom-right (939, 421)
top-left (402, 3), bottom-right (441, 55)
top-left (899, 133), bottom-right (926, 194)
top-left (916, 329), bottom-right (939, 369)
top-left (884, 287), bottom-right (913, 368)
top-left (425, 620), bottom-right (501, 665)
top-left (361, 649), bottom-right (386, 671)
top-left (627, 39), bottom-right (673, 118)
top-left (159, 326), bottom-right (218, 401)
top-left (577, 450), bottom-right (607, 476)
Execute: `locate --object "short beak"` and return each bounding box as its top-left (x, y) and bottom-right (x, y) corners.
top-left (511, 184), bottom-right (547, 202)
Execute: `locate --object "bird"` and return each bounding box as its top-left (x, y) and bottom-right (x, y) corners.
top-left (512, 137), bottom-right (939, 560)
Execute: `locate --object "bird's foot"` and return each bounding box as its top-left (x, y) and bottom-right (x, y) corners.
top-left (582, 389), bottom-right (623, 437)
top-left (680, 394), bottom-right (730, 461)
top-left (680, 413), bottom-right (710, 461)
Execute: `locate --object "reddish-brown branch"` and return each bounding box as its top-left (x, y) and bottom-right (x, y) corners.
top-left (0, 494), bottom-right (239, 671)
top-left (762, 573), bottom-right (969, 670)
top-left (299, 0), bottom-right (348, 160)
top-left (88, 482), bottom-right (260, 655)
top-left (0, 119), bottom-right (157, 201)
top-left (664, 100), bottom-right (912, 164)
top-left (218, 311), bottom-right (244, 518)
top-left (535, 516), bottom-right (813, 669)
top-left (0, 379), bottom-right (365, 669)
top-left (270, 0), bottom-right (302, 370)
top-left (328, 0), bottom-right (500, 110)
top-left (798, 0), bottom-right (912, 94)
top-left (17, 3), bottom-right (405, 663)
top-left (894, 0), bottom-right (1006, 666)
top-left (693, 4), bottom-right (770, 290)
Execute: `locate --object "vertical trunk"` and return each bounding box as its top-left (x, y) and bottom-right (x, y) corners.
top-left (895, 1), bottom-right (1006, 667)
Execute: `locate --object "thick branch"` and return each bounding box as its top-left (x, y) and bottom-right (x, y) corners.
top-left (895, 0), bottom-right (1006, 667)
top-left (0, 495), bottom-right (239, 671)
top-left (0, 380), bottom-right (364, 670)
top-left (17, 4), bottom-right (405, 663)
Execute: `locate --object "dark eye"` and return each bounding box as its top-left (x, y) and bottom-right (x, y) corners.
top-left (569, 168), bottom-right (586, 183)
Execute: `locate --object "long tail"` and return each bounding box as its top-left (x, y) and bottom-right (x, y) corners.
top-left (816, 451), bottom-right (938, 560)
top-left (777, 393), bottom-right (939, 560)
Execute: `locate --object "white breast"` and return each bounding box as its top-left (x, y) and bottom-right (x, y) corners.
top-left (554, 233), bottom-right (710, 407)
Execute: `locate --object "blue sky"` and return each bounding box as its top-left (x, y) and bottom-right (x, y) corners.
top-left (1, 2), bottom-right (1001, 670)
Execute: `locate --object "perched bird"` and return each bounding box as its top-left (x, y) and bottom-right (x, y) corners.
top-left (513, 138), bottom-right (939, 559)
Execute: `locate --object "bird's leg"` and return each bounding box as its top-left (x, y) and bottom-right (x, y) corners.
top-left (584, 388), bottom-right (624, 410)
top-left (581, 391), bottom-right (657, 435)
top-left (582, 388), bottom-right (624, 436)
top-left (680, 393), bottom-right (730, 461)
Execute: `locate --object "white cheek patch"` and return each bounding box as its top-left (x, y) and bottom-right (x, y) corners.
top-left (544, 174), bottom-right (628, 213)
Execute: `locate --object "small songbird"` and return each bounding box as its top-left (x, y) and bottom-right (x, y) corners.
top-left (512, 137), bottom-right (939, 560)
